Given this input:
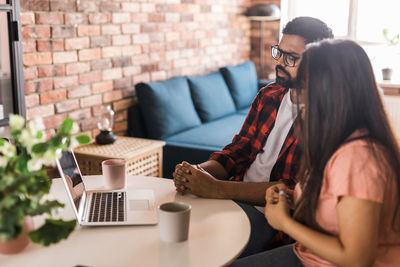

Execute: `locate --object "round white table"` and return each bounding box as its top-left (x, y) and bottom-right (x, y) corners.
top-left (0, 175), bottom-right (250, 267)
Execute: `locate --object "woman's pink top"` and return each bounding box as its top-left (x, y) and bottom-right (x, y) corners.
top-left (293, 138), bottom-right (400, 267)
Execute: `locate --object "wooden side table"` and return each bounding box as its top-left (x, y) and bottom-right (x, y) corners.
top-left (74, 136), bottom-right (166, 177)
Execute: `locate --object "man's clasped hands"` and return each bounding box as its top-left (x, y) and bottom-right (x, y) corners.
top-left (173, 161), bottom-right (294, 232)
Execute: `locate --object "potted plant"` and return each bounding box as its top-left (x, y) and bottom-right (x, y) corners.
top-left (382, 28), bottom-right (399, 80)
top-left (0, 115), bottom-right (90, 254)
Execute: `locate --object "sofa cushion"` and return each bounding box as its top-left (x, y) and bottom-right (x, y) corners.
top-left (237, 106), bottom-right (251, 115)
top-left (188, 72), bottom-right (236, 122)
top-left (220, 61), bottom-right (259, 109)
top-left (164, 114), bottom-right (247, 150)
top-left (135, 77), bottom-right (202, 139)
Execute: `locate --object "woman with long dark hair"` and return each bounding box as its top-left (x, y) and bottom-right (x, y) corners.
top-left (231, 40), bottom-right (400, 266)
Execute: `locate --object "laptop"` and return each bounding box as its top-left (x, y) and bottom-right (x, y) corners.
top-left (56, 150), bottom-right (158, 226)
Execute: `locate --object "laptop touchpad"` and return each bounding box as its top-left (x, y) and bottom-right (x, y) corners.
top-left (129, 200), bottom-right (150, 210)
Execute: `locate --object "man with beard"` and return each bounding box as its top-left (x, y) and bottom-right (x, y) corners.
top-left (173, 17), bottom-right (333, 255)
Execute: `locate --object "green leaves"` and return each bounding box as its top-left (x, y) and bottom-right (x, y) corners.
top-left (16, 153), bottom-right (30, 174)
top-left (383, 28), bottom-right (400, 46)
top-left (35, 131), bottom-right (43, 140)
top-left (0, 209), bottom-right (24, 242)
top-left (1, 115), bottom-right (89, 245)
top-left (29, 219), bottom-right (76, 246)
top-left (60, 118), bottom-right (73, 134)
top-left (11, 129), bottom-right (21, 143)
top-left (50, 135), bottom-right (63, 147)
top-left (28, 200), bottom-right (64, 216)
top-left (32, 142), bottom-right (49, 154)
top-left (76, 135), bottom-right (90, 144)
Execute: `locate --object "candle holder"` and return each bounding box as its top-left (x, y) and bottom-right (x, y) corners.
top-left (95, 105), bottom-right (117, 145)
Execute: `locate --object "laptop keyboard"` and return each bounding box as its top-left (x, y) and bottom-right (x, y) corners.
top-left (88, 192), bottom-right (126, 222)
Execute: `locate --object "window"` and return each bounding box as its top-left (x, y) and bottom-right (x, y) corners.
top-left (281, 0), bottom-right (400, 80)
top-left (281, 0), bottom-right (399, 44)
top-left (282, 0), bottom-right (350, 38)
top-left (0, 0), bottom-right (25, 127)
top-left (356, 0), bottom-right (399, 44)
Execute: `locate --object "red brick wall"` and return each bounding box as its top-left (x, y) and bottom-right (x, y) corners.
top-left (21, 0), bottom-right (253, 138)
top-left (249, 0), bottom-right (281, 80)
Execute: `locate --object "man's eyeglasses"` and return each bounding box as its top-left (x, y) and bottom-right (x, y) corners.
top-left (271, 45), bottom-right (300, 67)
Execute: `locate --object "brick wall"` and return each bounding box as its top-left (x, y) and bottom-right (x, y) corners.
top-left (248, 0), bottom-right (281, 80)
top-left (21, 0), bottom-right (253, 138)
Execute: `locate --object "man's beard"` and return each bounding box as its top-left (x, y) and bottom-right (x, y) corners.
top-left (275, 65), bottom-right (295, 88)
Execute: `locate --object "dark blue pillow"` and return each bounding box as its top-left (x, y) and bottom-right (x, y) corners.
top-left (188, 72), bottom-right (236, 122)
top-left (135, 77), bottom-right (201, 139)
top-left (220, 61), bottom-right (259, 109)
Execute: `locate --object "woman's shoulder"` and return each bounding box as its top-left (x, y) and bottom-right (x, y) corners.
top-left (332, 130), bottom-right (379, 159)
top-left (335, 138), bottom-right (371, 157)
top-left (324, 131), bottom-right (391, 200)
top-left (327, 138), bottom-right (375, 177)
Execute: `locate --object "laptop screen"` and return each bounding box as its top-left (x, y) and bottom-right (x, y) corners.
top-left (57, 151), bottom-right (85, 211)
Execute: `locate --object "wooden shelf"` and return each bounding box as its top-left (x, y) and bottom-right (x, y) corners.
top-left (379, 81), bottom-right (400, 95)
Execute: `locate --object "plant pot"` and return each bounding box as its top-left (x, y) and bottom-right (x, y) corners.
top-left (382, 68), bottom-right (393, 80)
top-left (0, 217), bottom-right (34, 254)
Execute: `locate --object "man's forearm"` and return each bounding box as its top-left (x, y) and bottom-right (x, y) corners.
top-left (213, 180), bottom-right (281, 206)
top-left (199, 160), bottom-right (229, 180)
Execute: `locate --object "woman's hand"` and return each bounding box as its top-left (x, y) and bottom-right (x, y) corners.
top-left (285, 188), bottom-right (295, 209)
top-left (265, 184), bottom-right (292, 232)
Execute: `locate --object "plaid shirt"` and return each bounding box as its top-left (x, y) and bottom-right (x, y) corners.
top-left (209, 83), bottom-right (301, 187)
top-left (210, 83), bottom-right (302, 247)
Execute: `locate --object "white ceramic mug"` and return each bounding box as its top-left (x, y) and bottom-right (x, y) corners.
top-left (101, 159), bottom-right (126, 190)
top-left (158, 202), bottom-right (191, 242)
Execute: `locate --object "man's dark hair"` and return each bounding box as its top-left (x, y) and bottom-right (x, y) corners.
top-left (282, 17), bottom-right (334, 44)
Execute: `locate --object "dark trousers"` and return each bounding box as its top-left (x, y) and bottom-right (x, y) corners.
top-left (235, 202), bottom-right (277, 258)
top-left (230, 244), bottom-right (303, 267)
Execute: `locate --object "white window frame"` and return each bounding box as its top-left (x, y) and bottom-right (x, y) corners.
top-left (281, 0), bottom-right (400, 84)
top-left (280, 0), bottom-right (384, 46)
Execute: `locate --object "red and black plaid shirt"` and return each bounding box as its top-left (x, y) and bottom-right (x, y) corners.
top-left (209, 83), bottom-right (302, 247)
top-left (209, 83), bottom-right (301, 187)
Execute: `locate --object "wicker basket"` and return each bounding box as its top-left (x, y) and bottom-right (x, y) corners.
top-left (74, 136), bottom-right (165, 177)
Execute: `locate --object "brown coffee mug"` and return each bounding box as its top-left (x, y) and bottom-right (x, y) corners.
top-left (101, 159), bottom-right (126, 190)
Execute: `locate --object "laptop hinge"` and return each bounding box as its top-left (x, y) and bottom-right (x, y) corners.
top-left (78, 191), bottom-right (88, 223)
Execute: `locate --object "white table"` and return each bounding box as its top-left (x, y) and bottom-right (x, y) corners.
top-left (0, 176), bottom-right (250, 267)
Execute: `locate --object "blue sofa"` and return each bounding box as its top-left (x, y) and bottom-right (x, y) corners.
top-left (128, 61), bottom-right (271, 177)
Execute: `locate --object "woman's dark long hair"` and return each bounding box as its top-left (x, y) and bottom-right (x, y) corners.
top-left (293, 39), bottom-right (400, 231)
